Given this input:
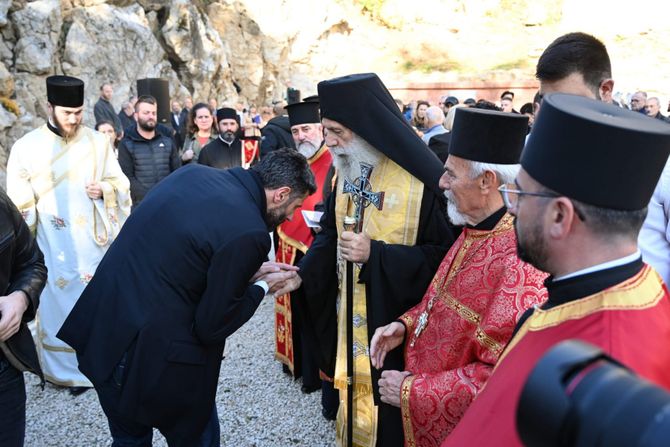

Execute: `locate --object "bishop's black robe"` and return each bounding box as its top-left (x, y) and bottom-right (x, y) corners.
top-left (198, 138), bottom-right (242, 170)
top-left (298, 186), bottom-right (455, 447)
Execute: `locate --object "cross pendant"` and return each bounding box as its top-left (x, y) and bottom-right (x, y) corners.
top-left (410, 311), bottom-right (429, 347)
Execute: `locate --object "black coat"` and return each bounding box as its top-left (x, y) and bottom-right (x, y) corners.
top-left (0, 189), bottom-right (46, 379)
top-left (198, 138), bottom-right (242, 170)
top-left (117, 125), bottom-right (181, 206)
top-left (260, 116), bottom-right (295, 157)
top-left (298, 186), bottom-right (454, 446)
top-left (57, 166), bottom-right (272, 445)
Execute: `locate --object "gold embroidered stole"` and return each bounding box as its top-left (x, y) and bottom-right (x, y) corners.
top-left (334, 156), bottom-right (423, 447)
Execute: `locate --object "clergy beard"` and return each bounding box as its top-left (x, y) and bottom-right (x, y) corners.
top-left (265, 203), bottom-right (289, 231)
top-left (51, 113), bottom-right (81, 141)
top-left (221, 131), bottom-right (236, 144)
top-left (443, 190), bottom-right (468, 226)
top-left (515, 217), bottom-right (550, 272)
top-left (297, 140), bottom-right (319, 159)
top-left (331, 134), bottom-right (383, 187)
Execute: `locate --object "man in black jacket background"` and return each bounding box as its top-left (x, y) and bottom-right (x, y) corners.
top-left (0, 189), bottom-right (47, 447)
top-left (260, 101), bottom-right (295, 157)
top-left (118, 95), bottom-right (181, 208)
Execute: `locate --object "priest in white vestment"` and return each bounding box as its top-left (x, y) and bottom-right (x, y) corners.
top-left (6, 75), bottom-right (131, 393)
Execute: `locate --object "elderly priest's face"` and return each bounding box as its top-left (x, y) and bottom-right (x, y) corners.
top-left (439, 155), bottom-right (488, 226)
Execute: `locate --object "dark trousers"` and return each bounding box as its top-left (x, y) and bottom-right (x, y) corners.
top-left (0, 355), bottom-right (26, 447)
top-left (97, 354), bottom-right (220, 447)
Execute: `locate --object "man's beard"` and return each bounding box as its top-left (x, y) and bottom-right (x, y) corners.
top-left (138, 117), bottom-right (156, 132)
top-left (515, 217), bottom-right (550, 273)
top-left (297, 140), bottom-right (320, 159)
top-left (52, 113), bottom-right (81, 141)
top-left (330, 134), bottom-right (383, 188)
top-left (443, 190), bottom-right (468, 226)
top-left (265, 203), bottom-right (289, 231)
top-left (221, 131), bottom-right (236, 143)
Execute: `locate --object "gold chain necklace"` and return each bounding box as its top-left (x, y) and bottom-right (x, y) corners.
top-left (409, 215), bottom-right (512, 347)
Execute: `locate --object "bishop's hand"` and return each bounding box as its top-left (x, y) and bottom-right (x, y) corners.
top-left (370, 321), bottom-right (406, 369)
top-left (251, 261), bottom-right (298, 283)
top-left (339, 231), bottom-right (371, 263)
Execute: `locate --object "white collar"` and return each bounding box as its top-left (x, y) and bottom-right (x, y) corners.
top-left (554, 250), bottom-right (641, 281)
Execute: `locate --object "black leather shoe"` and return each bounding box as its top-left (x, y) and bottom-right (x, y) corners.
top-left (68, 386), bottom-right (89, 396)
top-left (322, 407), bottom-right (337, 421)
top-left (301, 384), bottom-right (320, 394)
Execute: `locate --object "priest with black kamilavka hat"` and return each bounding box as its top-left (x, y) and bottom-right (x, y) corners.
top-left (275, 73), bottom-right (455, 447)
top-left (273, 98), bottom-right (339, 418)
top-left (198, 107), bottom-right (259, 170)
top-left (444, 93), bottom-right (670, 447)
top-left (6, 75), bottom-right (130, 394)
top-left (369, 107), bottom-right (548, 446)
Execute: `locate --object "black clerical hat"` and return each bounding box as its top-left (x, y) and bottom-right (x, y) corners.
top-left (302, 95), bottom-right (320, 103)
top-left (449, 108), bottom-right (527, 164)
top-left (285, 101), bottom-right (320, 127)
top-left (522, 93), bottom-right (670, 211)
top-left (46, 75), bottom-right (84, 107)
top-left (317, 73), bottom-right (444, 193)
top-left (216, 107), bottom-right (238, 123)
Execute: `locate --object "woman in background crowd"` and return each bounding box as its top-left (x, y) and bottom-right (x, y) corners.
top-left (95, 120), bottom-right (119, 158)
top-left (181, 102), bottom-right (217, 164)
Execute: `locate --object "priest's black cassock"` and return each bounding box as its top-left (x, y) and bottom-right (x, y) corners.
top-left (297, 73), bottom-right (456, 447)
top-left (198, 137), bottom-right (243, 170)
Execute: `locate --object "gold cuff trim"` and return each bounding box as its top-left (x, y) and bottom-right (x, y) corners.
top-left (401, 375), bottom-right (416, 447)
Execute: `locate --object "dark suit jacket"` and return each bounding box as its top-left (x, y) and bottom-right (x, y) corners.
top-left (57, 165), bottom-right (271, 444)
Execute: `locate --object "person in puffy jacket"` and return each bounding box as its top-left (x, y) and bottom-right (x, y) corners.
top-left (118, 95), bottom-right (181, 207)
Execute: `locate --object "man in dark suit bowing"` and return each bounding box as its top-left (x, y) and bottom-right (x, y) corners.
top-left (57, 148), bottom-right (316, 447)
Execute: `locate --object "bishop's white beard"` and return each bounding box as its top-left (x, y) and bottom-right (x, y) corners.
top-left (444, 190), bottom-right (468, 226)
top-left (297, 140), bottom-right (320, 159)
top-left (330, 134), bottom-right (383, 189)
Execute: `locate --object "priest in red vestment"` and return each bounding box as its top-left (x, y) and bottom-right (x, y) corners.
top-left (443, 94), bottom-right (670, 447)
top-left (369, 107), bottom-right (548, 447)
top-left (273, 99), bottom-right (338, 416)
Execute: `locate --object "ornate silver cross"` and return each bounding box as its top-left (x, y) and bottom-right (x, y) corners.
top-left (342, 162), bottom-right (385, 232)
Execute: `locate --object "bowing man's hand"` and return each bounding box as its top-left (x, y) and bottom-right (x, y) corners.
top-left (251, 261), bottom-right (299, 283)
top-left (339, 231), bottom-right (371, 263)
top-left (271, 275), bottom-right (302, 298)
top-left (261, 270), bottom-right (299, 295)
top-left (378, 370), bottom-right (412, 408)
top-left (370, 321), bottom-right (406, 369)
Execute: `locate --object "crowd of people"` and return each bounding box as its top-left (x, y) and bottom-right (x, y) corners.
top-left (2, 30), bottom-right (670, 447)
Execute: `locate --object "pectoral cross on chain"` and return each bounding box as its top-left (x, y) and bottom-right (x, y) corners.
top-left (342, 162), bottom-right (385, 232)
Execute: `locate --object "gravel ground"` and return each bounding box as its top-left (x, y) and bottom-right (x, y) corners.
top-left (24, 296), bottom-right (336, 446)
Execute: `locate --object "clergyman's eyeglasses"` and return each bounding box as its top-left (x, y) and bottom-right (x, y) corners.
top-left (498, 184), bottom-right (586, 221)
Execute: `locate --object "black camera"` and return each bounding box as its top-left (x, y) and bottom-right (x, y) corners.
top-left (517, 340), bottom-right (670, 447)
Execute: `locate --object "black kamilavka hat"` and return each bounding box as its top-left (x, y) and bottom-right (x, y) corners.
top-left (285, 101), bottom-right (321, 127)
top-left (216, 107), bottom-right (238, 123)
top-left (449, 108), bottom-right (528, 164)
top-left (317, 73), bottom-right (444, 193)
top-left (46, 75), bottom-right (84, 107)
top-left (522, 93), bottom-right (670, 210)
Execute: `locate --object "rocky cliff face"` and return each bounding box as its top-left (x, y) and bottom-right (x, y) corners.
top-left (0, 0), bottom-right (668, 187)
